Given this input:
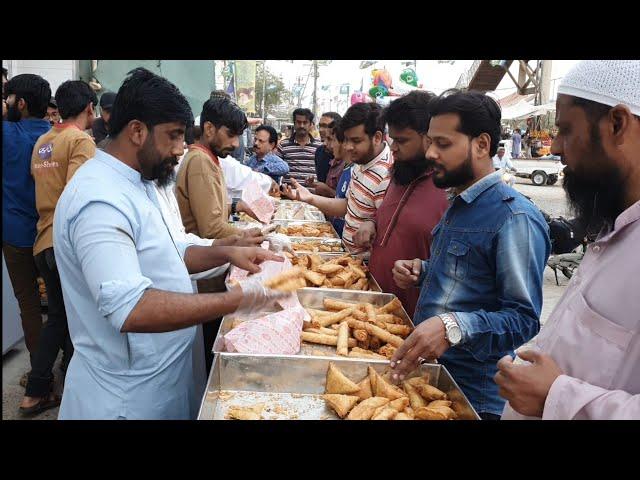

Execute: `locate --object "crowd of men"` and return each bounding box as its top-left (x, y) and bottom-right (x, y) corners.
top-left (2, 60), bottom-right (638, 420)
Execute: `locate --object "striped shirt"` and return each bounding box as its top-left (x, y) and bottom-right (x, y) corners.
top-left (277, 134), bottom-right (323, 183)
top-left (342, 142), bottom-right (393, 254)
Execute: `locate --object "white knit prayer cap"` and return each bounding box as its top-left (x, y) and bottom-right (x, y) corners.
top-left (557, 60), bottom-right (640, 116)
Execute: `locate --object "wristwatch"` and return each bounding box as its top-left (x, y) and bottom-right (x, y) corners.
top-left (231, 197), bottom-right (241, 215)
top-left (438, 313), bottom-right (463, 346)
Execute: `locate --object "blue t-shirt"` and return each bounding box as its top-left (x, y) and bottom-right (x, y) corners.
top-left (3, 119), bottom-right (52, 247)
top-left (332, 164), bottom-right (352, 237)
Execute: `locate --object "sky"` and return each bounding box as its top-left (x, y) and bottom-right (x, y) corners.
top-left (263, 59), bottom-right (581, 115)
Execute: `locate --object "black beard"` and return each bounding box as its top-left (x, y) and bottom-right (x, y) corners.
top-left (209, 140), bottom-right (232, 159)
top-left (563, 167), bottom-right (624, 232)
top-left (137, 133), bottom-right (177, 187)
top-left (7, 104), bottom-right (22, 122)
top-left (432, 147), bottom-right (475, 189)
top-left (392, 156), bottom-right (431, 185)
top-left (154, 158), bottom-right (178, 187)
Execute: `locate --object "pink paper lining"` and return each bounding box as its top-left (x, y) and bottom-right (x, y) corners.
top-left (241, 180), bottom-right (275, 224)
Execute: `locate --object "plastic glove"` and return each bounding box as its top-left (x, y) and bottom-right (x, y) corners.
top-left (266, 232), bottom-right (294, 254)
top-left (235, 277), bottom-right (290, 316)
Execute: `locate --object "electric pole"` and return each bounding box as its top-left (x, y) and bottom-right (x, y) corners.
top-left (312, 60), bottom-right (318, 119)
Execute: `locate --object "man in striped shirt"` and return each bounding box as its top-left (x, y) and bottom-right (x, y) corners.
top-left (282, 103), bottom-right (392, 255)
top-left (277, 108), bottom-right (323, 183)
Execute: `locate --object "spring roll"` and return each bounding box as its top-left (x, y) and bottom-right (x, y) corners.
top-left (365, 303), bottom-right (377, 322)
top-left (364, 323), bottom-right (404, 348)
top-left (323, 298), bottom-right (358, 311)
top-left (347, 349), bottom-right (387, 360)
top-left (303, 327), bottom-right (338, 336)
top-left (270, 277), bottom-right (307, 292)
top-left (301, 332), bottom-right (357, 348)
top-left (316, 307), bottom-right (354, 327)
top-left (336, 321), bottom-right (350, 356)
top-left (384, 324), bottom-right (413, 337)
top-left (263, 267), bottom-right (304, 288)
top-left (369, 336), bottom-right (382, 351)
top-left (376, 297), bottom-right (403, 314)
top-left (378, 344), bottom-right (397, 359)
top-left (353, 329), bottom-right (369, 342)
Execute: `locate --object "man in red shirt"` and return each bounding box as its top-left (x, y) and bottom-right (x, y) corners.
top-left (354, 91), bottom-right (448, 317)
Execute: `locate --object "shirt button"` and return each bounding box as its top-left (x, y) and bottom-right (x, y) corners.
top-left (592, 245), bottom-right (601, 252)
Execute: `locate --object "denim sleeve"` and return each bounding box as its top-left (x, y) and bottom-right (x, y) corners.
top-left (265, 157), bottom-right (290, 176)
top-left (453, 212), bottom-right (550, 361)
top-left (69, 201), bottom-right (152, 332)
top-left (418, 260), bottom-right (430, 286)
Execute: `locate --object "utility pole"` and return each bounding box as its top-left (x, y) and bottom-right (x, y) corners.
top-left (312, 60), bottom-right (318, 119)
top-left (261, 60), bottom-right (267, 119)
top-left (540, 60), bottom-right (552, 105)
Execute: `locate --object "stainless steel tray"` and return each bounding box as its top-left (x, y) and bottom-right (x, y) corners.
top-left (292, 252), bottom-right (382, 292)
top-left (274, 202), bottom-right (325, 222)
top-left (290, 237), bottom-right (345, 253)
top-left (197, 354), bottom-right (480, 420)
top-left (273, 220), bottom-right (339, 239)
top-left (213, 289), bottom-right (413, 357)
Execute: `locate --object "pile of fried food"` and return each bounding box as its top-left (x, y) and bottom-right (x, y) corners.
top-left (301, 297), bottom-right (413, 359)
top-left (291, 240), bottom-right (344, 253)
top-left (323, 362), bottom-right (457, 420)
top-left (281, 253), bottom-right (374, 291)
top-left (277, 222), bottom-right (337, 238)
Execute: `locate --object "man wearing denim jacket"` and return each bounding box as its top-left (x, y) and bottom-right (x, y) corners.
top-left (390, 90), bottom-right (551, 420)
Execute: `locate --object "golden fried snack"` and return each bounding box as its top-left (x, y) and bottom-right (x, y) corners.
top-left (405, 375), bottom-right (431, 389)
top-left (385, 324), bottom-right (413, 337)
top-left (364, 323), bottom-right (404, 348)
top-left (331, 276), bottom-right (345, 287)
top-left (346, 397), bottom-right (389, 420)
top-left (226, 404), bottom-right (264, 420)
top-left (377, 297), bottom-right (403, 314)
top-left (309, 254), bottom-right (323, 270)
top-left (263, 266), bottom-right (304, 288)
top-left (364, 303), bottom-right (377, 322)
top-left (372, 406), bottom-right (397, 420)
top-left (306, 308), bottom-right (332, 317)
top-left (369, 336), bottom-right (382, 351)
top-left (403, 381), bottom-right (428, 410)
top-left (351, 309), bottom-right (368, 321)
top-left (330, 323), bottom-right (341, 330)
top-left (373, 371), bottom-right (408, 401)
top-left (416, 384), bottom-right (448, 401)
top-left (303, 269), bottom-right (326, 286)
top-left (273, 277), bottom-right (307, 292)
top-left (388, 397), bottom-right (410, 412)
top-left (428, 400), bottom-right (452, 408)
top-left (323, 394), bottom-right (359, 418)
top-left (428, 405), bottom-right (457, 420)
top-left (347, 349), bottom-right (387, 360)
top-left (356, 377), bottom-right (373, 401)
top-left (323, 278), bottom-right (333, 287)
top-left (315, 308), bottom-right (354, 328)
top-left (343, 274), bottom-right (356, 289)
top-left (404, 407), bottom-right (415, 419)
top-left (346, 318), bottom-right (367, 331)
top-left (230, 318), bottom-right (244, 330)
top-left (394, 412), bottom-right (412, 420)
top-left (350, 264), bottom-right (367, 279)
top-left (297, 255), bottom-right (310, 268)
top-left (368, 366), bottom-right (379, 393)
top-left (316, 263), bottom-right (344, 275)
top-left (356, 340), bottom-right (371, 350)
top-left (378, 344), bottom-right (397, 359)
top-left (303, 327), bottom-right (338, 336)
top-left (353, 329), bottom-right (369, 342)
top-left (414, 407), bottom-right (448, 420)
top-left (301, 332), bottom-right (356, 348)
top-left (352, 278), bottom-right (368, 290)
top-left (336, 321), bottom-right (350, 356)
top-left (325, 362), bottom-right (360, 395)
top-left (323, 298), bottom-right (358, 311)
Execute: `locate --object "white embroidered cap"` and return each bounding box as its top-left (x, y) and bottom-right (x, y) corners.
top-left (557, 60), bottom-right (640, 116)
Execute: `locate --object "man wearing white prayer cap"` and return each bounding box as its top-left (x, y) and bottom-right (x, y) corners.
top-left (496, 60), bottom-right (640, 420)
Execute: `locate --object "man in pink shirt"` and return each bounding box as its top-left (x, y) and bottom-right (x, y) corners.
top-left (496, 60), bottom-right (640, 420)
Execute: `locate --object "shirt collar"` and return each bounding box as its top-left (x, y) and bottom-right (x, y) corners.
top-left (360, 142), bottom-right (391, 172)
top-left (459, 170), bottom-right (504, 204)
top-left (94, 149), bottom-right (145, 187)
top-left (596, 198), bottom-right (640, 243)
top-left (189, 143), bottom-right (220, 166)
top-left (289, 133), bottom-right (317, 145)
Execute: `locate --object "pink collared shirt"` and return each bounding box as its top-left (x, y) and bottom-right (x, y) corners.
top-left (502, 200), bottom-right (640, 420)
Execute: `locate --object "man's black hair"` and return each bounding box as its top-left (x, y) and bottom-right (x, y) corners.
top-left (340, 102), bottom-right (384, 137)
top-left (321, 111), bottom-right (342, 123)
top-left (5, 73), bottom-right (51, 118)
top-left (109, 67), bottom-right (193, 137)
top-left (2, 67), bottom-right (8, 79)
top-left (292, 107), bottom-right (314, 123)
top-left (255, 124), bottom-right (278, 145)
top-left (382, 90), bottom-right (435, 134)
top-left (55, 80), bottom-right (98, 120)
top-left (200, 97), bottom-right (247, 136)
top-left (210, 89), bottom-right (231, 100)
top-left (428, 89), bottom-right (502, 156)
top-left (515, 128), bottom-right (521, 133)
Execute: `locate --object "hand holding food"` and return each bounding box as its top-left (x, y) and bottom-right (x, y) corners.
top-left (235, 277), bottom-right (290, 316)
top-left (392, 258), bottom-right (423, 289)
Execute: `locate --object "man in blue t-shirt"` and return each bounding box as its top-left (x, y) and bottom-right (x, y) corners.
top-left (246, 125), bottom-right (289, 183)
top-left (3, 74), bottom-right (52, 387)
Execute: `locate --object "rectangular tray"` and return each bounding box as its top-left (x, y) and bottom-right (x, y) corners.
top-left (290, 237), bottom-right (345, 253)
top-left (291, 252), bottom-right (382, 292)
top-left (213, 289), bottom-right (413, 357)
top-left (197, 354), bottom-right (480, 420)
top-left (274, 202), bottom-right (325, 222)
top-left (273, 220), bottom-right (339, 239)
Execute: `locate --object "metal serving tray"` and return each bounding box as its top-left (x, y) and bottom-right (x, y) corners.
top-left (274, 202), bottom-right (325, 222)
top-left (213, 289), bottom-right (413, 357)
top-left (273, 220), bottom-right (339, 239)
top-left (197, 354), bottom-right (480, 420)
top-left (290, 237), bottom-right (345, 253)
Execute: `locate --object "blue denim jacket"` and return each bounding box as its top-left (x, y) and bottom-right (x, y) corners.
top-left (414, 171), bottom-right (551, 416)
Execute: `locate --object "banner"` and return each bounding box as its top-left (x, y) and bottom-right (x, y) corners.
top-left (235, 60), bottom-right (257, 114)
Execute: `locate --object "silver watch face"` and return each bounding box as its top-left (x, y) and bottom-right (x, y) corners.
top-left (448, 326), bottom-right (462, 344)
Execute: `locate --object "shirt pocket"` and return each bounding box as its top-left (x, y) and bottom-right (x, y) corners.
top-left (446, 240), bottom-right (470, 281)
top-left (545, 292), bottom-right (633, 389)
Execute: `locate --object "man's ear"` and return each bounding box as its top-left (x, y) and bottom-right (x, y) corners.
top-left (373, 130), bottom-right (383, 145)
top-left (203, 120), bottom-right (217, 138)
top-left (87, 102), bottom-right (95, 117)
top-left (17, 97), bottom-right (27, 113)
top-left (608, 104), bottom-right (633, 145)
top-left (475, 133), bottom-right (492, 157)
top-left (127, 120), bottom-right (148, 147)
